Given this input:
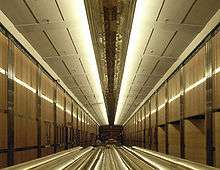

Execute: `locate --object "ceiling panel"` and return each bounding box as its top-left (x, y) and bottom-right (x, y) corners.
top-left (92, 105), bottom-right (101, 113)
top-left (71, 87), bottom-right (83, 96)
top-left (158, 0), bottom-right (195, 23)
top-left (134, 98), bottom-right (143, 105)
top-left (129, 85), bottom-right (142, 95)
top-left (142, 0), bottom-right (164, 21)
top-left (80, 86), bottom-right (94, 96)
top-left (126, 92), bottom-right (138, 99)
top-left (133, 74), bottom-right (148, 87)
top-left (74, 74), bottom-right (90, 87)
top-left (138, 55), bottom-right (158, 74)
top-left (131, 28), bottom-right (153, 58)
top-left (86, 95), bottom-right (97, 105)
top-left (163, 30), bottom-right (197, 58)
top-left (46, 58), bottom-right (70, 78)
top-left (151, 58), bottom-right (174, 77)
top-left (145, 29), bottom-right (176, 56)
top-left (63, 58), bottom-right (85, 74)
top-left (56, 0), bottom-right (77, 21)
top-left (0, 0), bottom-right (36, 25)
top-left (144, 75), bottom-right (161, 88)
top-left (22, 31), bottom-right (58, 58)
top-left (139, 86), bottom-right (151, 97)
top-left (46, 29), bottom-right (77, 56)
top-left (60, 76), bottom-right (78, 89)
top-left (77, 95), bottom-right (88, 104)
top-left (183, 0), bottom-right (220, 25)
top-left (26, 0), bottom-right (62, 23)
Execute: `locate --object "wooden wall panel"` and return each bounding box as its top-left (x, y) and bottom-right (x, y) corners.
top-left (41, 73), bottom-right (54, 148)
top-left (65, 95), bottom-right (72, 125)
top-left (0, 32), bottom-right (8, 168)
top-left (168, 124), bottom-right (180, 157)
top-left (56, 86), bottom-right (65, 149)
top-left (215, 112), bottom-right (220, 168)
top-left (213, 31), bottom-right (220, 110)
top-left (0, 113), bottom-right (7, 149)
top-left (56, 86), bottom-right (65, 125)
top-left (41, 147), bottom-right (54, 157)
top-left (150, 94), bottom-right (157, 150)
top-left (13, 45), bottom-right (37, 151)
top-left (41, 73), bottom-right (54, 122)
top-left (168, 71), bottom-right (180, 122)
top-left (14, 149), bottom-right (37, 165)
top-left (184, 48), bottom-right (206, 118)
top-left (145, 102), bottom-right (150, 148)
top-left (158, 86), bottom-right (166, 125)
top-left (0, 32), bottom-right (8, 155)
top-left (151, 95), bottom-right (156, 127)
top-left (158, 127), bottom-right (166, 153)
top-left (72, 102), bottom-right (77, 130)
top-left (0, 31), bottom-right (8, 133)
top-left (0, 153), bottom-right (7, 169)
top-left (145, 102), bottom-right (150, 129)
top-left (14, 47), bottom-right (37, 119)
top-left (185, 119), bottom-right (206, 164)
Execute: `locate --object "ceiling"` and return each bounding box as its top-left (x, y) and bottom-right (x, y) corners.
top-left (1, 0), bottom-right (220, 125)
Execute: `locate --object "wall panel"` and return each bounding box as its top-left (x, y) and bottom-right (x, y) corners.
top-left (158, 127), bottom-right (166, 153)
top-left (213, 31), bottom-right (220, 110)
top-left (168, 71), bottom-right (180, 122)
top-left (0, 32), bottom-right (8, 168)
top-left (0, 153), bottom-right (7, 169)
top-left (184, 119), bottom-right (206, 164)
top-left (168, 124), bottom-right (180, 157)
top-left (41, 72), bottom-right (54, 149)
top-left (150, 94), bottom-right (157, 150)
top-left (215, 112), bottom-right (220, 168)
top-left (13, 43), bottom-right (38, 164)
top-left (158, 86), bottom-right (166, 125)
top-left (145, 102), bottom-right (150, 148)
top-left (184, 48), bottom-right (206, 118)
top-left (14, 149), bottom-right (37, 165)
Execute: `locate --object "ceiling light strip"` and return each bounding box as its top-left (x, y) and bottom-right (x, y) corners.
top-left (114, 0), bottom-right (143, 125)
top-left (74, 1), bottom-right (108, 124)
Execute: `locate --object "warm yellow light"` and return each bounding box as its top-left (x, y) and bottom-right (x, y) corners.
top-left (14, 77), bottom-right (36, 93)
top-left (56, 103), bottom-right (64, 111)
top-left (69, 1), bottom-right (108, 125)
top-left (168, 93), bottom-right (181, 103)
top-left (0, 67), bottom-right (6, 75)
top-left (41, 94), bottom-right (53, 103)
top-left (115, 0), bottom-right (153, 124)
top-left (185, 77), bottom-right (206, 93)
